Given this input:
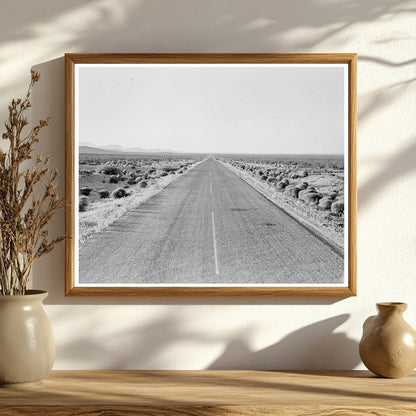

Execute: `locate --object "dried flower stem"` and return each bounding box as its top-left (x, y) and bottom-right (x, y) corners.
top-left (0, 71), bottom-right (65, 295)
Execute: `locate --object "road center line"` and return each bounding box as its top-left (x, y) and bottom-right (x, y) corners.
top-left (210, 181), bottom-right (213, 195)
top-left (211, 211), bottom-right (220, 275)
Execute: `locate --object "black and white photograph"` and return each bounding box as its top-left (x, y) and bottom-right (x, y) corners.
top-left (66, 55), bottom-right (356, 295)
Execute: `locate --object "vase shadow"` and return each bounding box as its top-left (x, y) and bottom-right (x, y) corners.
top-left (207, 314), bottom-right (360, 370)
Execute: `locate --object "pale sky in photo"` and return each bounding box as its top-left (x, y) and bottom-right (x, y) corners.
top-left (78, 64), bottom-right (346, 155)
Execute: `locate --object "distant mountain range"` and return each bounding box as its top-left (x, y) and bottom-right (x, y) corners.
top-left (79, 142), bottom-right (174, 154)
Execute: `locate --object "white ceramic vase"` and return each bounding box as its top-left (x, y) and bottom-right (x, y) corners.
top-left (0, 290), bottom-right (55, 387)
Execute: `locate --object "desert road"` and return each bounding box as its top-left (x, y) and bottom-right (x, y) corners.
top-left (79, 158), bottom-right (344, 284)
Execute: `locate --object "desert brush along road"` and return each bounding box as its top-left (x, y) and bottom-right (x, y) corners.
top-left (79, 157), bottom-right (343, 284)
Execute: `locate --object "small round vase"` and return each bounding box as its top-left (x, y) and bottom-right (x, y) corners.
top-left (0, 290), bottom-right (55, 387)
top-left (359, 302), bottom-right (416, 378)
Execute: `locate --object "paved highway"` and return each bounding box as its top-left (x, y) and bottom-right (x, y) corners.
top-left (79, 158), bottom-right (344, 284)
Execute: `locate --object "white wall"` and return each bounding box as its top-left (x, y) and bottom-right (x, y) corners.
top-left (1, 0), bottom-right (415, 370)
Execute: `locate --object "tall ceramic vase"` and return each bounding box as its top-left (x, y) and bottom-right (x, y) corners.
top-left (359, 302), bottom-right (416, 378)
top-left (0, 290), bottom-right (55, 387)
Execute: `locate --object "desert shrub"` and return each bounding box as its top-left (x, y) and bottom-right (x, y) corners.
top-left (291, 187), bottom-right (301, 198)
top-left (109, 175), bottom-right (119, 184)
top-left (102, 166), bottom-right (120, 175)
top-left (296, 182), bottom-right (308, 190)
top-left (283, 185), bottom-right (294, 194)
top-left (79, 196), bottom-right (88, 212)
top-left (144, 173), bottom-right (149, 180)
top-left (124, 185), bottom-right (130, 189)
top-left (284, 185), bottom-right (300, 198)
top-left (258, 170), bottom-right (264, 176)
top-left (80, 187), bottom-right (93, 196)
top-left (160, 172), bottom-right (168, 177)
top-left (318, 197), bottom-right (333, 210)
top-left (298, 189), bottom-right (310, 201)
top-left (127, 178), bottom-right (137, 185)
top-left (164, 167), bottom-right (176, 172)
top-left (139, 181), bottom-right (148, 188)
top-left (261, 175), bottom-right (268, 181)
top-left (112, 188), bottom-right (128, 199)
top-left (267, 177), bottom-right (276, 184)
top-left (98, 190), bottom-right (110, 199)
top-left (304, 192), bottom-right (323, 205)
top-left (275, 181), bottom-right (288, 191)
top-left (79, 169), bottom-right (94, 175)
top-left (281, 178), bottom-right (289, 185)
top-left (331, 200), bottom-right (344, 214)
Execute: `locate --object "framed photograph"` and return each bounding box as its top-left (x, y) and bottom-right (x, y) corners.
top-left (65, 53), bottom-right (356, 296)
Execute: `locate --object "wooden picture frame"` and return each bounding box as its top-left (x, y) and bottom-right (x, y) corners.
top-left (65, 53), bottom-right (356, 296)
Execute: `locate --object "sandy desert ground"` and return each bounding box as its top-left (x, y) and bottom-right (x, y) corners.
top-left (77, 154), bottom-right (344, 285)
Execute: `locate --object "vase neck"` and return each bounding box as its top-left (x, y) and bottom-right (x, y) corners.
top-left (377, 302), bottom-right (407, 316)
top-left (0, 290), bottom-right (48, 304)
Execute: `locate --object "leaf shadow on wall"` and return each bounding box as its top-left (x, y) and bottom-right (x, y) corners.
top-left (53, 308), bottom-right (359, 370)
top-left (53, 311), bottom-right (216, 369)
top-left (358, 138), bottom-right (416, 210)
top-left (0, 0), bottom-right (414, 96)
top-left (207, 314), bottom-right (360, 370)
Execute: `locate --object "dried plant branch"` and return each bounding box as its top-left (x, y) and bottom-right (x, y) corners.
top-left (0, 71), bottom-right (66, 295)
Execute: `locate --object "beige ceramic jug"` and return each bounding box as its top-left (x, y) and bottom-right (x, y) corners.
top-left (359, 302), bottom-right (416, 378)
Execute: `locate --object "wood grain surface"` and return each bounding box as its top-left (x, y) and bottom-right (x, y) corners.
top-left (1, 370), bottom-right (415, 415)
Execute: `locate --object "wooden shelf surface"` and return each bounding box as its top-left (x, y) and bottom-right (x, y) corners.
top-left (1, 370), bottom-right (415, 415)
